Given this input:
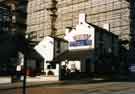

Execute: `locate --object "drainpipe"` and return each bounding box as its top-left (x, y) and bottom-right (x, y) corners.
top-left (47, 0), bottom-right (57, 59)
top-left (47, 0), bottom-right (59, 79)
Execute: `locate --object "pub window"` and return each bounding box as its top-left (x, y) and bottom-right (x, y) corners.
top-left (56, 41), bottom-right (60, 53)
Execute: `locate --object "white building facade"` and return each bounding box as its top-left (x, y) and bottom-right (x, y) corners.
top-left (33, 13), bottom-right (120, 81)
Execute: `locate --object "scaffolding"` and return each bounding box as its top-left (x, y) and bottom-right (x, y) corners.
top-left (57, 0), bottom-right (130, 42)
top-left (27, 0), bottom-right (130, 46)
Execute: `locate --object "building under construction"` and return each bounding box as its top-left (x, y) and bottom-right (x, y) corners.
top-left (27, 0), bottom-right (130, 46)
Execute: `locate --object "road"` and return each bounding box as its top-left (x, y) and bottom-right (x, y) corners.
top-left (0, 82), bottom-right (135, 94)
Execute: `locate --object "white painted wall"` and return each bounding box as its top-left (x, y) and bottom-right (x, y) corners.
top-left (44, 62), bottom-right (59, 77)
top-left (34, 36), bottom-right (54, 61)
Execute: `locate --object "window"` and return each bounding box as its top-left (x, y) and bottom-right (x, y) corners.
top-left (47, 64), bottom-right (56, 69)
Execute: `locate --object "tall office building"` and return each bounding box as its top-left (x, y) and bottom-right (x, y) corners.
top-left (0, 0), bottom-right (27, 34)
top-left (0, 5), bottom-right (11, 33)
top-left (0, 0), bottom-right (28, 76)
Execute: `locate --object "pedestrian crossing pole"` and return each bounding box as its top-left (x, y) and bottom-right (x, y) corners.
top-left (23, 56), bottom-right (27, 94)
top-left (22, 35), bottom-right (29, 94)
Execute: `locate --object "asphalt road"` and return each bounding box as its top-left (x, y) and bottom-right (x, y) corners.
top-left (0, 82), bottom-right (135, 94)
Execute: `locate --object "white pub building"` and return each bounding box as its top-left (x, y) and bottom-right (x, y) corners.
top-left (33, 13), bottom-right (120, 81)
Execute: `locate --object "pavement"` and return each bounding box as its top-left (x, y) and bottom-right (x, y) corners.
top-left (0, 77), bottom-right (111, 90)
top-left (0, 81), bottom-right (62, 90)
top-left (0, 74), bottom-right (131, 91)
top-left (0, 77), bottom-right (135, 94)
top-left (1, 80), bottom-right (135, 94)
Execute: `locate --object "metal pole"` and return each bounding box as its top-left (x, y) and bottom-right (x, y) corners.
top-left (23, 55), bottom-right (27, 94)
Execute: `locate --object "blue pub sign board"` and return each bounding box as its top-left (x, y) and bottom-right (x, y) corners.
top-left (70, 34), bottom-right (92, 47)
top-left (64, 13), bottom-right (95, 51)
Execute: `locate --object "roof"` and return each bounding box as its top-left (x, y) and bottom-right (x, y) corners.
top-left (26, 47), bottom-right (43, 60)
top-left (50, 36), bottom-right (68, 43)
top-left (89, 23), bottom-right (118, 38)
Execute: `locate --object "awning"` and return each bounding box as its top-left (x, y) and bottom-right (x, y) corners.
top-left (53, 49), bottom-right (94, 62)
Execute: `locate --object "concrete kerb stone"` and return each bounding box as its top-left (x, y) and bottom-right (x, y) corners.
top-left (0, 81), bottom-right (63, 90)
top-left (0, 78), bottom-right (112, 90)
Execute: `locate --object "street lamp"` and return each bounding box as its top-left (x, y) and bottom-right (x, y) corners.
top-left (22, 34), bottom-right (29, 94)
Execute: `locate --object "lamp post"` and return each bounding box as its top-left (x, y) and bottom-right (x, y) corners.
top-left (47, 0), bottom-right (57, 59)
top-left (22, 34), bottom-right (29, 94)
top-left (23, 54), bottom-right (27, 94)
